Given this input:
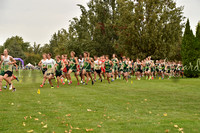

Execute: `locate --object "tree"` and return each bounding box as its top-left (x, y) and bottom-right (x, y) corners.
top-left (116, 0), bottom-right (184, 60)
top-left (4, 36), bottom-right (30, 52)
top-left (181, 19), bottom-right (199, 77)
top-left (32, 42), bottom-right (42, 54)
top-left (48, 29), bottom-right (69, 57)
top-left (196, 22), bottom-right (200, 42)
top-left (66, 0), bottom-right (184, 59)
top-left (3, 36), bottom-right (27, 59)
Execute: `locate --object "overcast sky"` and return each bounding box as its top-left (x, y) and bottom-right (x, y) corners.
top-left (0, 0), bottom-right (199, 45)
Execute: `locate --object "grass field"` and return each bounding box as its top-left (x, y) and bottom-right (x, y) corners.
top-left (0, 70), bottom-right (200, 133)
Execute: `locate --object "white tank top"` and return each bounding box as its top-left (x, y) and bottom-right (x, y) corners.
top-left (41, 59), bottom-right (48, 68)
top-left (3, 55), bottom-right (12, 71)
top-left (3, 55), bottom-right (11, 65)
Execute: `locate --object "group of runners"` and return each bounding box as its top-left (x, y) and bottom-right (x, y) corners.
top-left (39, 51), bottom-right (184, 88)
top-left (0, 49), bottom-right (185, 91)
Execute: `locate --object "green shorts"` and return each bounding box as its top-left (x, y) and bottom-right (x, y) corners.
top-left (84, 66), bottom-right (91, 72)
top-left (69, 65), bottom-right (77, 72)
top-left (106, 69), bottom-right (112, 73)
top-left (123, 68), bottom-right (128, 73)
top-left (112, 66), bottom-right (118, 72)
top-left (69, 68), bottom-right (77, 72)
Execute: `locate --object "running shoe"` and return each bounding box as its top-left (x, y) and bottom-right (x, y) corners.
top-left (3, 86), bottom-right (7, 89)
top-left (65, 79), bottom-right (68, 82)
top-left (40, 84), bottom-right (43, 88)
top-left (57, 86), bottom-right (59, 88)
top-left (0, 89), bottom-right (2, 92)
top-left (12, 88), bottom-right (16, 92)
top-left (111, 79), bottom-right (114, 82)
top-left (9, 84), bottom-right (13, 90)
top-left (92, 81), bottom-right (94, 85)
top-left (62, 82), bottom-right (65, 85)
top-left (68, 81), bottom-right (72, 85)
top-left (51, 86), bottom-right (54, 89)
top-left (77, 82), bottom-right (80, 85)
top-left (16, 77), bottom-right (19, 82)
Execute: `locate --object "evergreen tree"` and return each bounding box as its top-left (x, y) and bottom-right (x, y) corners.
top-left (196, 22), bottom-right (200, 42)
top-left (181, 19), bottom-right (199, 77)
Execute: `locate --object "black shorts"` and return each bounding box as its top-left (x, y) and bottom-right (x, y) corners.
top-left (46, 73), bottom-right (54, 76)
top-left (42, 68), bottom-right (47, 75)
top-left (5, 71), bottom-right (13, 77)
top-left (66, 66), bottom-right (70, 71)
top-left (95, 70), bottom-right (101, 74)
top-left (137, 69), bottom-right (142, 73)
top-left (56, 71), bottom-right (62, 77)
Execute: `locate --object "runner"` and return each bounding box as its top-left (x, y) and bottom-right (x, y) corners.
top-left (104, 55), bottom-right (113, 83)
top-left (78, 55), bottom-right (84, 83)
top-left (41, 53), bottom-right (56, 88)
top-left (111, 54), bottom-right (119, 81)
top-left (122, 56), bottom-right (129, 82)
top-left (118, 59), bottom-right (123, 79)
top-left (100, 55), bottom-right (106, 80)
top-left (94, 56), bottom-right (102, 82)
top-left (55, 55), bottom-right (65, 88)
top-left (67, 51), bottom-right (80, 85)
top-left (1, 49), bottom-right (16, 91)
top-left (0, 54), bottom-right (5, 91)
top-left (61, 54), bottom-right (68, 83)
top-left (39, 53), bottom-right (48, 87)
top-left (3, 62), bottom-right (19, 89)
top-left (82, 52), bottom-right (94, 85)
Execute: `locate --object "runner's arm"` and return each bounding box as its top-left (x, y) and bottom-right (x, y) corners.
top-left (9, 56), bottom-right (16, 65)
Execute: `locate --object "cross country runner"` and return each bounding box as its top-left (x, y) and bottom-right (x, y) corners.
top-left (82, 52), bottom-right (94, 85)
top-left (55, 55), bottom-right (65, 88)
top-left (0, 55), bottom-right (5, 91)
top-left (38, 53), bottom-right (48, 87)
top-left (61, 54), bottom-right (68, 83)
top-left (122, 56), bottom-right (129, 82)
top-left (111, 54), bottom-right (119, 82)
top-left (40, 53), bottom-right (56, 88)
top-left (1, 49), bottom-right (16, 91)
top-left (93, 56), bottom-right (102, 82)
top-left (67, 51), bottom-right (80, 85)
top-left (104, 55), bottom-right (113, 83)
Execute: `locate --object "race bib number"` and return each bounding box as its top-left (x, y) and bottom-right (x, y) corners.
top-left (5, 65), bottom-right (9, 70)
top-left (48, 65), bottom-right (52, 69)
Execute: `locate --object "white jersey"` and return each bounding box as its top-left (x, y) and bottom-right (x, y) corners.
top-left (94, 60), bottom-right (101, 70)
top-left (46, 58), bottom-right (56, 69)
top-left (2, 55), bottom-right (12, 71)
top-left (78, 59), bottom-right (84, 68)
top-left (41, 59), bottom-right (48, 68)
top-left (3, 55), bottom-right (11, 65)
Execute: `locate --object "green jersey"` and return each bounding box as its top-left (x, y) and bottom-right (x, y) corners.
top-left (56, 61), bottom-right (62, 72)
top-left (105, 60), bottom-right (112, 73)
